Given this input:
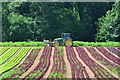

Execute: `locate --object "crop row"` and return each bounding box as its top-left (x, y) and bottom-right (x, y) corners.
top-left (25, 47), bottom-right (52, 78)
top-left (0, 47), bottom-right (31, 75)
top-left (86, 47), bottom-right (118, 75)
top-left (107, 47), bottom-right (120, 57)
top-left (0, 47), bottom-right (20, 65)
top-left (66, 47), bottom-right (89, 78)
top-left (76, 47), bottom-right (116, 78)
top-left (3, 49), bottom-right (40, 78)
top-left (117, 48), bottom-right (120, 50)
top-left (96, 47), bottom-right (120, 65)
top-left (48, 47), bottom-right (66, 78)
top-left (0, 47), bottom-right (10, 55)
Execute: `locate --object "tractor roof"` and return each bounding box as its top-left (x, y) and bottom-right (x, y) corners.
top-left (63, 33), bottom-right (70, 35)
top-left (54, 38), bottom-right (63, 40)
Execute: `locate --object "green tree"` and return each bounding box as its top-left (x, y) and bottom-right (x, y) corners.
top-left (41, 2), bottom-right (81, 40)
top-left (2, 2), bottom-right (114, 42)
top-left (95, 1), bottom-right (120, 42)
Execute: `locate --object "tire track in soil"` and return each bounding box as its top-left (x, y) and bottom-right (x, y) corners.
top-left (104, 47), bottom-right (120, 59)
top-left (115, 47), bottom-right (120, 51)
top-left (93, 47), bottom-right (119, 66)
top-left (42, 47), bottom-right (55, 78)
top-left (20, 47), bottom-right (44, 78)
top-left (83, 47), bottom-right (119, 79)
top-left (63, 47), bottom-right (72, 78)
top-left (94, 47), bottom-right (119, 66)
top-left (73, 47), bottom-right (95, 78)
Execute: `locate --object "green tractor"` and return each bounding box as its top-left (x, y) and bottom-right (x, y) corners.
top-left (53, 33), bottom-right (73, 47)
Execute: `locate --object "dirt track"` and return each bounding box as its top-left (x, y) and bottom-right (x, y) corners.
top-left (20, 47), bottom-right (44, 78)
top-left (104, 47), bottom-right (120, 59)
top-left (73, 47), bottom-right (95, 78)
top-left (94, 47), bottom-right (119, 66)
top-left (63, 47), bottom-right (72, 78)
top-left (42, 47), bottom-right (55, 78)
top-left (83, 47), bottom-right (119, 79)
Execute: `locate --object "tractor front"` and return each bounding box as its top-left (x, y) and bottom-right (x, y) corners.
top-left (53, 33), bottom-right (73, 47)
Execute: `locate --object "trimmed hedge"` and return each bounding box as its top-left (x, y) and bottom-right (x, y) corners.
top-left (0, 42), bottom-right (48, 47)
top-left (0, 41), bottom-right (120, 47)
top-left (73, 41), bottom-right (120, 47)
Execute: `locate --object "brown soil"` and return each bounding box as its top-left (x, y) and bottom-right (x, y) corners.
top-left (83, 47), bottom-right (119, 79)
top-left (42, 47), bottom-right (55, 78)
top-left (94, 47), bottom-right (119, 66)
top-left (104, 47), bottom-right (120, 59)
top-left (115, 47), bottom-right (120, 51)
top-left (63, 47), bottom-right (72, 78)
top-left (73, 47), bottom-right (95, 78)
top-left (20, 47), bottom-right (44, 78)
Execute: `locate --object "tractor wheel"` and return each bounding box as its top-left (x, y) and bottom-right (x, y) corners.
top-left (53, 41), bottom-right (59, 47)
top-left (65, 40), bottom-right (72, 47)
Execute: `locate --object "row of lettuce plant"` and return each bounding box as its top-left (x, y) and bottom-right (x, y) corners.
top-left (117, 48), bottom-right (120, 50)
top-left (25, 47), bottom-right (52, 78)
top-left (48, 47), bottom-right (66, 78)
top-left (7, 48), bottom-right (40, 78)
top-left (96, 47), bottom-right (120, 65)
top-left (0, 47), bottom-right (20, 65)
top-left (107, 47), bottom-right (120, 57)
top-left (86, 47), bottom-right (119, 75)
top-left (66, 47), bottom-right (89, 78)
top-left (76, 47), bottom-right (117, 79)
top-left (0, 47), bottom-right (10, 55)
top-left (0, 47), bottom-right (41, 79)
top-left (0, 47), bottom-right (31, 75)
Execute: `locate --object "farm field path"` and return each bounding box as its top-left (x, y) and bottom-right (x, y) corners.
top-left (42, 47), bottom-right (54, 78)
top-left (73, 47), bottom-right (95, 78)
top-left (20, 47), bottom-right (44, 78)
top-left (104, 47), bottom-right (120, 59)
top-left (0, 47), bottom-right (11, 56)
top-left (115, 47), bottom-right (120, 51)
top-left (63, 47), bottom-right (72, 78)
top-left (83, 47), bottom-right (119, 79)
top-left (94, 47), bottom-right (119, 66)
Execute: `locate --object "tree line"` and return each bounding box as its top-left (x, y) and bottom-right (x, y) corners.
top-left (2, 1), bottom-right (120, 42)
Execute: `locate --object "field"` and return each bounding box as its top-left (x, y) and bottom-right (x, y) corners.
top-left (0, 46), bottom-right (120, 80)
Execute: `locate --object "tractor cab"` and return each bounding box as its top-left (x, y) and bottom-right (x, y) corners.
top-left (53, 33), bottom-right (73, 47)
top-left (61, 33), bottom-right (71, 39)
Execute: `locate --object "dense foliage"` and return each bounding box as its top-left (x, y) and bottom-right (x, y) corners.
top-left (96, 1), bottom-right (120, 42)
top-left (0, 41), bottom-right (48, 47)
top-left (73, 41), bottom-right (120, 47)
top-left (0, 41), bottom-right (120, 47)
top-left (1, 2), bottom-right (119, 42)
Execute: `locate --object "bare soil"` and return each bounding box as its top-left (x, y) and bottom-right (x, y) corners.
top-left (73, 47), bottom-right (95, 78)
top-left (20, 47), bottom-right (44, 78)
top-left (42, 47), bottom-right (55, 78)
top-left (104, 47), bottom-right (120, 59)
top-left (63, 47), bottom-right (72, 78)
top-left (83, 47), bottom-right (119, 79)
